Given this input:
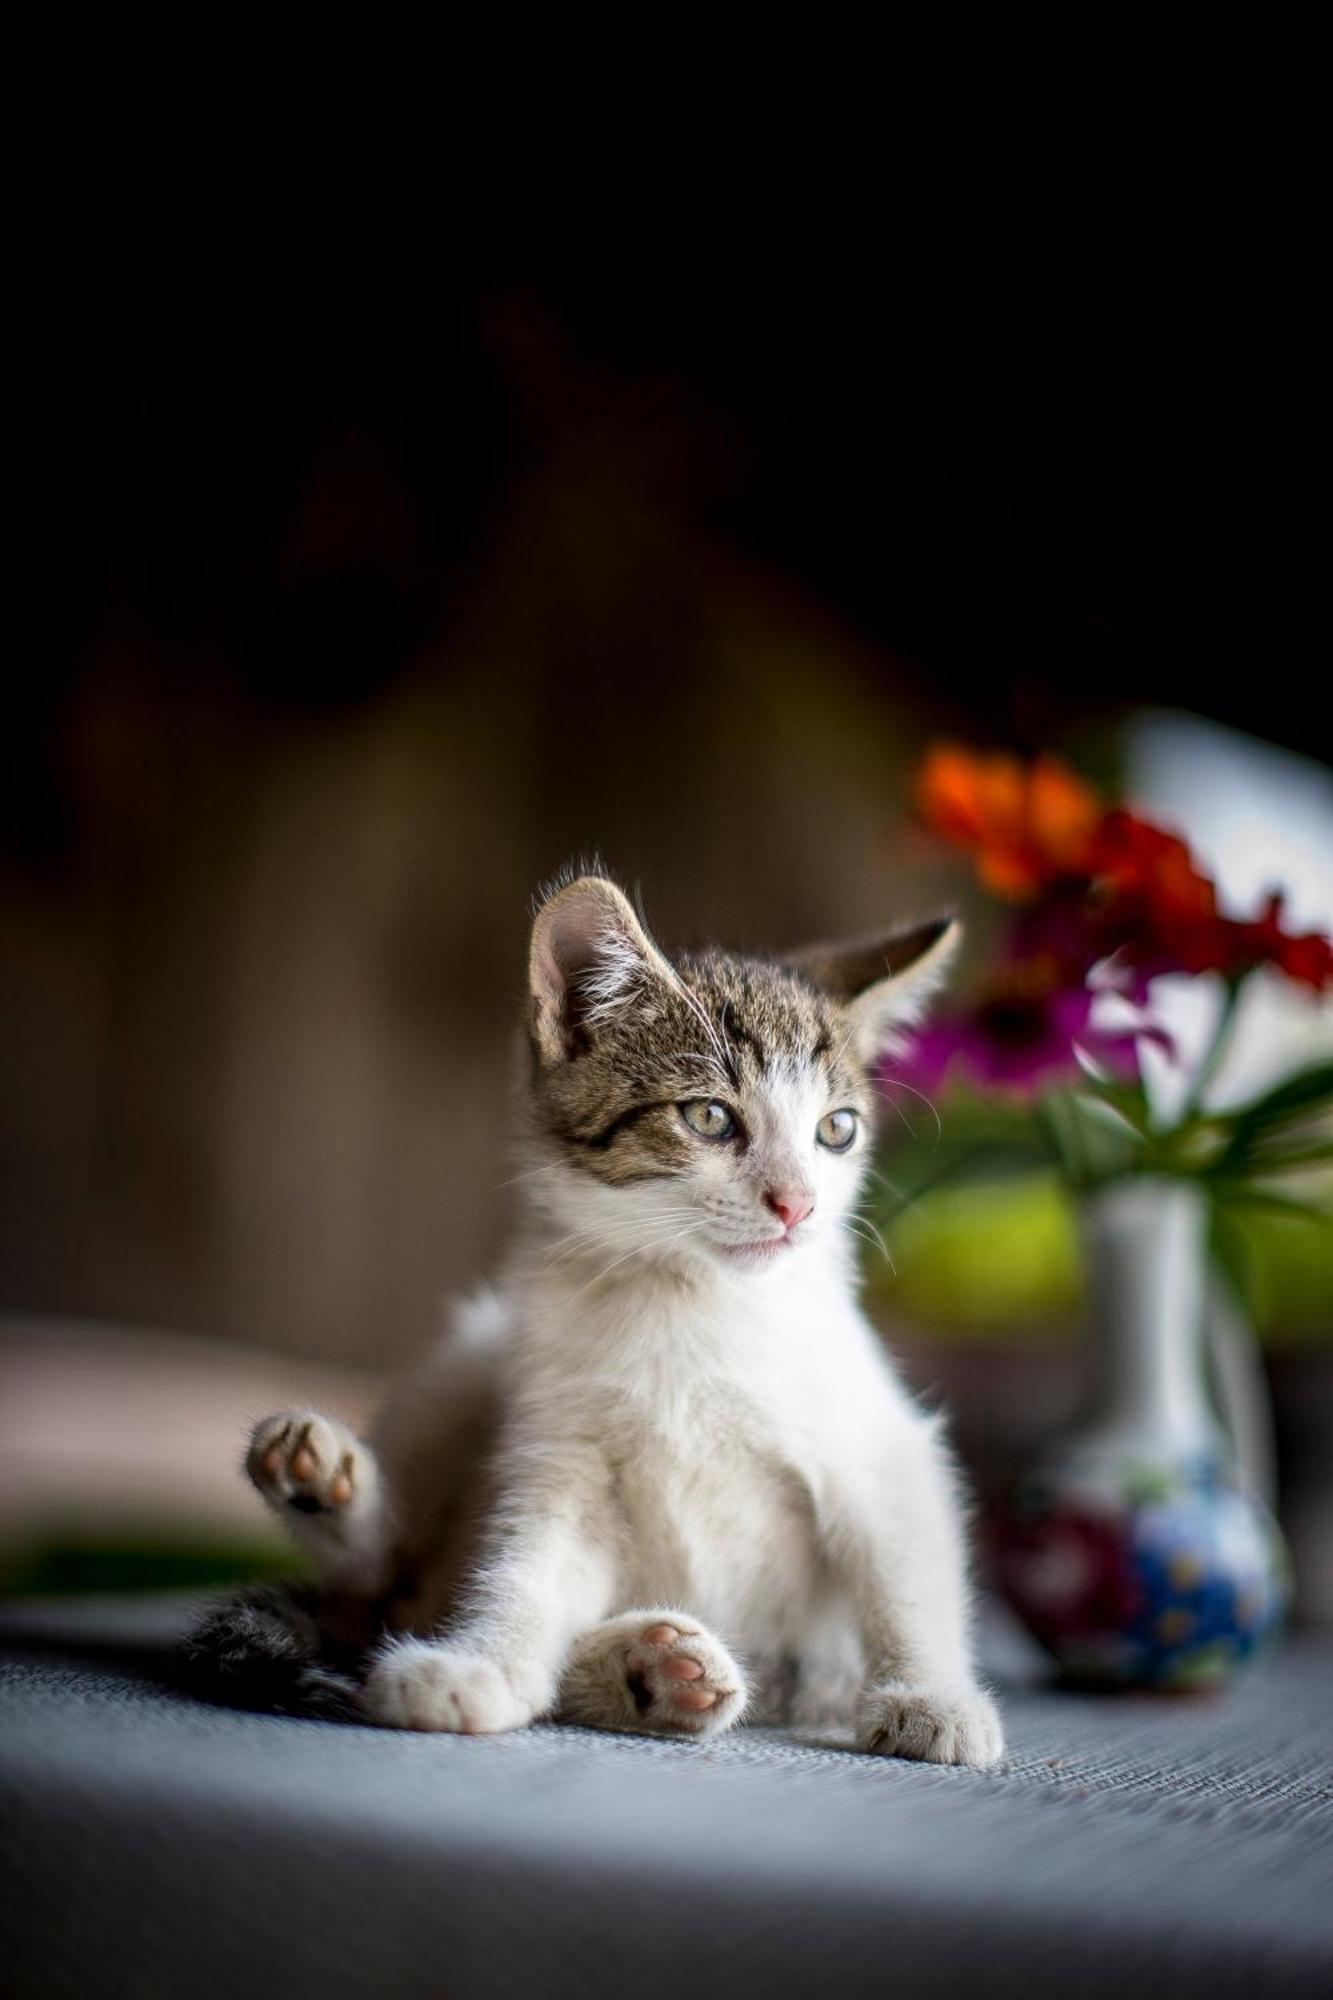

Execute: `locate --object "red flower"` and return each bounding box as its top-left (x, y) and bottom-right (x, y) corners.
top-left (1089, 812), bottom-right (1333, 991)
top-left (1087, 810), bottom-right (1226, 976)
top-left (1223, 892), bottom-right (1333, 991)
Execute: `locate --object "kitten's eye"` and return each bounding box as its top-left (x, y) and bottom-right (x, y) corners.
top-left (680, 1099), bottom-right (738, 1142)
top-left (816, 1109), bottom-right (858, 1152)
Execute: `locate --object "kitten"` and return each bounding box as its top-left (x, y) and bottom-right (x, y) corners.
top-left (188, 872), bottom-right (1003, 1765)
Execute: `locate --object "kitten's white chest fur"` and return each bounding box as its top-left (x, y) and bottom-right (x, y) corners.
top-left (506, 1237), bottom-right (902, 1670)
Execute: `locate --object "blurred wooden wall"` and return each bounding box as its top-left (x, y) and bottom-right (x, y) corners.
top-left (3, 406), bottom-right (954, 1367)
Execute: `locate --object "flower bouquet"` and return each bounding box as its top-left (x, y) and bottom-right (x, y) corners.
top-left (879, 744), bottom-right (1333, 1688)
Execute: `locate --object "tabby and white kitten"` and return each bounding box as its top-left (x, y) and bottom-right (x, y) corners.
top-left (195, 872), bottom-right (1003, 1766)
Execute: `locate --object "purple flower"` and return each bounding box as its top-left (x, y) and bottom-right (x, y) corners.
top-left (886, 964), bottom-right (1170, 1101)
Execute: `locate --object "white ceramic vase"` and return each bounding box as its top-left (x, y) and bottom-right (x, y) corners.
top-left (996, 1176), bottom-right (1290, 1688)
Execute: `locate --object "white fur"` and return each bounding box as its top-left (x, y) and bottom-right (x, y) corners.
top-left (576, 925), bottom-right (652, 1028)
top-left (250, 1029), bottom-right (1004, 1767)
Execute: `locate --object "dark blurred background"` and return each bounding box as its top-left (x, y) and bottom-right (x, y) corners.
top-left (3, 244), bottom-right (1329, 1596)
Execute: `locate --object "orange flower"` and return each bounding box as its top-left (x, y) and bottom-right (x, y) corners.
top-left (917, 743), bottom-right (1101, 898)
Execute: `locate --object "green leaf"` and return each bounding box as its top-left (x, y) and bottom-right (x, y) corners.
top-left (1212, 1059), bottom-right (1333, 1176)
top-left (1228, 1060), bottom-right (1333, 1130)
top-left (1036, 1087), bottom-right (1145, 1186)
top-left (1091, 1078), bottom-right (1153, 1135)
top-left (872, 1135), bottom-right (1053, 1222)
top-left (1210, 1182), bottom-right (1333, 1225)
top-left (1234, 1142), bottom-right (1333, 1172)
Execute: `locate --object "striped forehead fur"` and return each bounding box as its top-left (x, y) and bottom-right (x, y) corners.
top-left (530, 944), bottom-right (866, 1181)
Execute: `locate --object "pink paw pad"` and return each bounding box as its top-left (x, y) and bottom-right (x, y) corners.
top-left (623, 1618), bottom-right (737, 1728)
top-left (251, 1418), bottom-right (356, 1511)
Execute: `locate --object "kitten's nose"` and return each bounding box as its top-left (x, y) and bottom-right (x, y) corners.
top-left (765, 1187), bottom-right (815, 1231)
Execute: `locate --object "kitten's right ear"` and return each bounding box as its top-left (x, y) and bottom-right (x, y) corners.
top-left (529, 875), bottom-right (675, 1064)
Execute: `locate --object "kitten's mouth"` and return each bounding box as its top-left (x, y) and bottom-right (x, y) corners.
top-left (717, 1236), bottom-right (796, 1262)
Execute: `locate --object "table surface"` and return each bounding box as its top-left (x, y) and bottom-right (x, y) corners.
top-left (1, 1595), bottom-right (1330, 2000)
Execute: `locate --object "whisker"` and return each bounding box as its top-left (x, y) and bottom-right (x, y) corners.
top-left (827, 1013), bottom-right (862, 1075)
top-left (877, 1075), bottom-right (943, 1143)
top-left (854, 1212), bottom-right (893, 1267)
top-left (542, 1206), bottom-right (703, 1255)
top-left (548, 1216), bottom-right (696, 1264)
top-left (562, 1223), bottom-right (706, 1303)
top-left (841, 1213), bottom-right (897, 1277)
top-left (543, 1213), bottom-right (699, 1264)
top-left (862, 1164), bottom-right (910, 1203)
top-left (496, 1162), bottom-right (563, 1189)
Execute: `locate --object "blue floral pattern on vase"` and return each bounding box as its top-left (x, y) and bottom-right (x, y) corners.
top-left (996, 1449), bottom-right (1290, 1689)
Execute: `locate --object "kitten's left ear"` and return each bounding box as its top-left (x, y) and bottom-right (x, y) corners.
top-left (789, 916), bottom-right (960, 1065)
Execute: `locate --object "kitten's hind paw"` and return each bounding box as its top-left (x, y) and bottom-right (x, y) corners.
top-left (856, 1682), bottom-right (1004, 1768)
top-left (559, 1611), bottom-right (747, 1739)
top-left (246, 1411), bottom-right (364, 1516)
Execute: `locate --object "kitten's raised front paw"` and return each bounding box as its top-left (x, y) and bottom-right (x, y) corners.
top-left (363, 1640), bottom-right (540, 1734)
top-left (856, 1682), bottom-right (1004, 1768)
top-left (560, 1611), bottom-right (747, 1738)
top-left (246, 1411), bottom-right (363, 1516)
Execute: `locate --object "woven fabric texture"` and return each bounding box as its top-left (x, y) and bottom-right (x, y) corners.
top-left (1, 1597), bottom-right (1330, 1999)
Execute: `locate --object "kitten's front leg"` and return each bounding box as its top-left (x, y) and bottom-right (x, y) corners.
top-left (246, 1410), bottom-right (392, 1594)
top-left (364, 1456), bottom-right (616, 1735)
top-left (828, 1430), bottom-right (1004, 1769)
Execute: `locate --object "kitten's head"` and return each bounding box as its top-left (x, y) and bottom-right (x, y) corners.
top-left (523, 871), bottom-right (957, 1277)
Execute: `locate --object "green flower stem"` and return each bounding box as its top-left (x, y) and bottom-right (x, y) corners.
top-left (1179, 973), bottom-right (1248, 1124)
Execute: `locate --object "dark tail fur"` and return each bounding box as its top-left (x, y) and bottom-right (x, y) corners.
top-left (180, 1581), bottom-right (365, 1720)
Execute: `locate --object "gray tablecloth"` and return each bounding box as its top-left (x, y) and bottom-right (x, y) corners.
top-left (1, 1596), bottom-right (1330, 1999)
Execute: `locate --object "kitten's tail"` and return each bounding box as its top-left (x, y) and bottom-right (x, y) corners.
top-left (180, 1581), bottom-right (363, 1721)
